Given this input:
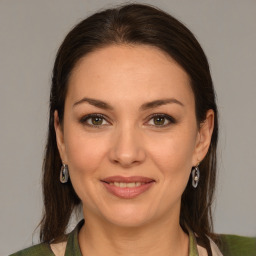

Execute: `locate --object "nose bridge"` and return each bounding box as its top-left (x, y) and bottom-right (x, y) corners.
top-left (109, 121), bottom-right (146, 167)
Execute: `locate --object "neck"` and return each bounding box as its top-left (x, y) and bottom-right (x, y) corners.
top-left (78, 209), bottom-right (189, 256)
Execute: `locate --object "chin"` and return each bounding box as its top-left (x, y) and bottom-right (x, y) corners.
top-left (99, 203), bottom-right (154, 228)
top-left (105, 214), bottom-right (151, 228)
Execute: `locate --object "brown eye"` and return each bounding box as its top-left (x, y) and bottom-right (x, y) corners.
top-left (80, 114), bottom-right (109, 127)
top-left (91, 116), bottom-right (103, 125)
top-left (147, 114), bottom-right (176, 127)
top-left (153, 116), bottom-right (166, 125)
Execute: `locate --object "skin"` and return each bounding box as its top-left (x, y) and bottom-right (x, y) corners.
top-left (54, 44), bottom-right (214, 256)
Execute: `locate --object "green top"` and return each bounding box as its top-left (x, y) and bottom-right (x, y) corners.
top-left (217, 234), bottom-right (256, 256)
top-left (10, 220), bottom-right (256, 256)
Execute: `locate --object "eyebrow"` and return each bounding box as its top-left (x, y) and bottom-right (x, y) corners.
top-left (73, 97), bottom-right (184, 110)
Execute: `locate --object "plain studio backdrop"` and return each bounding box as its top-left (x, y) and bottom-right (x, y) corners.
top-left (0, 0), bottom-right (255, 255)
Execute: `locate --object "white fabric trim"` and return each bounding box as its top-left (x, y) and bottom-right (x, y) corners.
top-left (197, 238), bottom-right (223, 256)
top-left (197, 244), bottom-right (208, 255)
top-left (209, 237), bottom-right (223, 256)
top-left (50, 241), bottom-right (67, 256)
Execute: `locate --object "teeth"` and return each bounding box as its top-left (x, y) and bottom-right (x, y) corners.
top-left (120, 182), bottom-right (126, 188)
top-left (109, 182), bottom-right (146, 187)
top-left (127, 182), bottom-right (136, 188)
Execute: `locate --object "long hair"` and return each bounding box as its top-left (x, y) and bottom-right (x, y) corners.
top-left (39, 3), bottom-right (218, 247)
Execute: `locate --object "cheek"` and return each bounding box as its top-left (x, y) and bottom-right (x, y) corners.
top-left (63, 130), bottom-right (111, 204)
top-left (64, 129), bottom-right (109, 176)
top-left (147, 129), bottom-right (196, 183)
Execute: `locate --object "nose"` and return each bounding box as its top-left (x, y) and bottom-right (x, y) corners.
top-left (108, 125), bottom-right (146, 168)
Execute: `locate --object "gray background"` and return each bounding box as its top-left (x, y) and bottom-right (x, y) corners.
top-left (0, 0), bottom-right (255, 255)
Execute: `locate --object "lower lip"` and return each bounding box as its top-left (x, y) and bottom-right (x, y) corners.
top-left (102, 182), bottom-right (155, 199)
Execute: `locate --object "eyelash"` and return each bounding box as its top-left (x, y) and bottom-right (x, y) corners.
top-left (79, 113), bottom-right (176, 128)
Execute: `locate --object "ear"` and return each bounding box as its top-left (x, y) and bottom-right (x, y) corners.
top-left (54, 110), bottom-right (68, 163)
top-left (192, 109), bottom-right (214, 166)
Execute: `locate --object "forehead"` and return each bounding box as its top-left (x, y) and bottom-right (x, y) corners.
top-left (67, 44), bottom-right (194, 108)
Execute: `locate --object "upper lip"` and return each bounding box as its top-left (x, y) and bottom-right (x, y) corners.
top-left (101, 176), bottom-right (155, 183)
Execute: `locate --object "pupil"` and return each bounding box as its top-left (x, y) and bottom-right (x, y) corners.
top-left (92, 117), bottom-right (103, 125)
top-left (154, 117), bottom-right (165, 125)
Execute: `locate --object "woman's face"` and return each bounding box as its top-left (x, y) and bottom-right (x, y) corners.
top-left (55, 44), bottom-right (213, 227)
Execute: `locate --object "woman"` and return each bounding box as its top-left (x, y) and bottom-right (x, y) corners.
top-left (11, 3), bottom-right (255, 256)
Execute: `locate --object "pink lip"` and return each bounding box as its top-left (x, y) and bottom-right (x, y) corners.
top-left (101, 176), bottom-right (155, 199)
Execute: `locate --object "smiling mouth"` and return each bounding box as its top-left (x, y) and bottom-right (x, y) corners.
top-left (106, 181), bottom-right (149, 188)
top-left (101, 176), bottom-right (155, 199)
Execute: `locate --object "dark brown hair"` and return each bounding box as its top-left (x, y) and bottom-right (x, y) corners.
top-left (40, 3), bottom-right (218, 248)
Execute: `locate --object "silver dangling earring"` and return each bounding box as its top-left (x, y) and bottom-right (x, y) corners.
top-left (191, 164), bottom-right (200, 188)
top-left (60, 163), bottom-right (69, 183)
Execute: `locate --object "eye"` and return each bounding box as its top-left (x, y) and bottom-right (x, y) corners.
top-left (80, 114), bottom-right (110, 128)
top-left (147, 114), bottom-right (176, 127)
